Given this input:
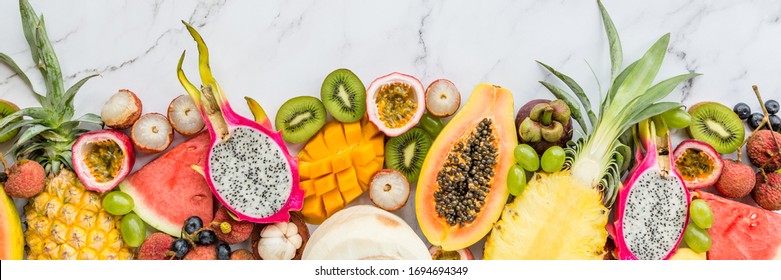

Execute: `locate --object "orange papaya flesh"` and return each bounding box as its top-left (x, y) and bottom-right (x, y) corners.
top-left (299, 117), bottom-right (385, 224)
top-left (416, 83), bottom-right (517, 251)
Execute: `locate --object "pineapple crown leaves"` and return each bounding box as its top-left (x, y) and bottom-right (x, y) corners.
top-left (538, 0), bottom-right (700, 208)
top-left (0, 0), bottom-right (102, 175)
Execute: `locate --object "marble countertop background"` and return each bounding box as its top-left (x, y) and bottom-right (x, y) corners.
top-left (2, 0), bottom-right (780, 259)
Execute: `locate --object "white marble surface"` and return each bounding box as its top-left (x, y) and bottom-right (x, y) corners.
top-left (2, 0), bottom-right (781, 259)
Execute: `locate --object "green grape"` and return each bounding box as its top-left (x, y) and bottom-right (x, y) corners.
top-left (507, 164), bottom-right (527, 196)
top-left (683, 223), bottom-right (711, 253)
top-left (540, 146), bottom-right (566, 173)
top-left (102, 191), bottom-right (134, 216)
top-left (514, 144), bottom-right (539, 172)
top-left (120, 213), bottom-right (146, 247)
top-left (689, 199), bottom-right (714, 229)
top-left (661, 108), bottom-right (692, 129)
top-left (418, 112), bottom-right (444, 138)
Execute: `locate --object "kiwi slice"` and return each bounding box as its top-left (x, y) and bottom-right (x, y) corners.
top-left (275, 96), bottom-right (327, 144)
top-left (687, 102), bottom-right (745, 154)
top-left (0, 99), bottom-right (21, 143)
top-left (385, 127), bottom-right (432, 183)
top-left (320, 68), bottom-right (366, 123)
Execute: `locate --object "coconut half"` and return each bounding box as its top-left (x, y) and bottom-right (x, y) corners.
top-left (302, 205), bottom-right (430, 260)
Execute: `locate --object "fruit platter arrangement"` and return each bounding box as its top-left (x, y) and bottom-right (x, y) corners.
top-left (1, 0), bottom-right (780, 261)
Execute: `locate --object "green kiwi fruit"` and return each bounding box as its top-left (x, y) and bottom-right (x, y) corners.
top-left (275, 96), bottom-right (327, 144)
top-left (0, 99), bottom-right (21, 143)
top-left (320, 68), bottom-right (366, 123)
top-left (687, 102), bottom-right (745, 154)
top-left (385, 127), bottom-right (432, 183)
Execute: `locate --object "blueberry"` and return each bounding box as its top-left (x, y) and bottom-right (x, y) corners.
top-left (769, 115), bottom-right (781, 132)
top-left (171, 239), bottom-right (190, 259)
top-left (749, 112), bottom-right (765, 130)
top-left (733, 103), bottom-right (751, 120)
top-left (217, 243), bottom-right (231, 260)
top-left (766, 100), bottom-right (780, 115)
top-left (184, 216), bottom-right (203, 235)
top-left (197, 229), bottom-right (216, 245)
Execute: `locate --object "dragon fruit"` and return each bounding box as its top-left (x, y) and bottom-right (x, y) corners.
top-left (176, 21), bottom-right (304, 223)
top-left (613, 119), bottom-right (691, 260)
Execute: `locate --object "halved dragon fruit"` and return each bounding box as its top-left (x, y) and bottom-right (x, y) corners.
top-left (613, 119), bottom-right (691, 260)
top-left (176, 22), bottom-right (303, 223)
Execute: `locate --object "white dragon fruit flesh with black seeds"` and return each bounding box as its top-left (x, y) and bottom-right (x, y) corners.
top-left (209, 126), bottom-right (293, 218)
top-left (620, 169), bottom-right (688, 260)
top-left (613, 120), bottom-right (690, 260)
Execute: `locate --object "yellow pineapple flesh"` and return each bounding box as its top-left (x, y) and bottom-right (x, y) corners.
top-left (484, 171), bottom-right (608, 259)
top-left (24, 169), bottom-right (132, 260)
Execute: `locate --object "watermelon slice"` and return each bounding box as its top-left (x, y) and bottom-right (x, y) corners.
top-left (697, 191), bottom-right (781, 260)
top-left (120, 132), bottom-right (214, 237)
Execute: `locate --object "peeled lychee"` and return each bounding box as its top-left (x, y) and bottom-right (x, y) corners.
top-left (4, 159), bottom-right (45, 198)
top-left (747, 130), bottom-right (781, 171)
top-left (230, 249), bottom-right (255, 260)
top-left (131, 113), bottom-right (174, 154)
top-left (210, 206), bottom-right (254, 244)
top-left (101, 89), bottom-right (142, 129)
top-left (183, 245), bottom-right (217, 260)
top-left (752, 171), bottom-right (781, 211)
top-left (137, 232), bottom-right (175, 260)
top-left (714, 159), bottom-right (756, 198)
top-left (168, 95), bottom-right (205, 136)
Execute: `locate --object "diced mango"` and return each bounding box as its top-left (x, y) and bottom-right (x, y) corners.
top-left (331, 152), bottom-right (352, 173)
top-left (341, 186), bottom-right (364, 204)
top-left (336, 168), bottom-right (359, 192)
top-left (300, 179), bottom-right (314, 198)
top-left (322, 189), bottom-right (345, 217)
top-left (313, 175), bottom-right (337, 196)
top-left (309, 159), bottom-right (333, 179)
top-left (323, 122), bottom-right (348, 152)
top-left (298, 161), bottom-right (311, 180)
top-left (302, 196), bottom-right (325, 224)
top-left (342, 122), bottom-right (364, 145)
top-left (298, 150), bottom-right (312, 162)
top-left (351, 143), bottom-right (375, 166)
top-left (371, 135), bottom-right (385, 156)
top-left (356, 159), bottom-right (383, 189)
top-left (361, 117), bottom-right (381, 137)
top-left (304, 132), bottom-right (330, 159)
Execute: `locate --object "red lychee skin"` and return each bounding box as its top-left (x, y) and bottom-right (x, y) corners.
top-left (230, 249), bottom-right (255, 260)
top-left (752, 171), bottom-right (781, 211)
top-left (714, 159), bottom-right (756, 198)
top-left (746, 130), bottom-right (781, 171)
top-left (137, 232), bottom-right (175, 260)
top-left (210, 207), bottom-right (254, 244)
top-left (4, 159), bottom-right (45, 198)
top-left (183, 245), bottom-right (217, 260)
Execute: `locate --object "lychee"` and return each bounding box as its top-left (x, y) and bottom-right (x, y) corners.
top-left (752, 171), bottom-right (781, 211)
top-left (183, 245), bottom-right (217, 260)
top-left (230, 249), bottom-right (255, 260)
top-left (714, 159), bottom-right (756, 198)
top-left (210, 207), bottom-right (254, 244)
top-left (746, 130), bottom-right (781, 171)
top-left (4, 159), bottom-right (45, 198)
top-left (137, 232), bottom-right (175, 260)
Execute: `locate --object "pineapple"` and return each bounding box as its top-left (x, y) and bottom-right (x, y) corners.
top-left (483, 1), bottom-right (698, 259)
top-left (0, 0), bottom-right (131, 259)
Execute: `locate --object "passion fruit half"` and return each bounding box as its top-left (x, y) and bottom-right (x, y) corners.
top-left (429, 245), bottom-right (474, 260)
top-left (672, 139), bottom-right (723, 189)
top-left (72, 129), bottom-right (135, 192)
top-left (366, 72), bottom-right (426, 137)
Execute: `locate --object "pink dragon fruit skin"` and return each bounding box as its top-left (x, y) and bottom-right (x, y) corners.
top-left (178, 23), bottom-right (304, 224)
top-left (613, 121), bottom-right (691, 260)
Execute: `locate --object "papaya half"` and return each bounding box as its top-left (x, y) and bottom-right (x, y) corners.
top-left (415, 83), bottom-right (516, 250)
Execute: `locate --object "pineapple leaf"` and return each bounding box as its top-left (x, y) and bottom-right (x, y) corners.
top-left (0, 107), bottom-right (50, 128)
top-left (537, 60), bottom-right (597, 130)
top-left (74, 113), bottom-right (104, 126)
top-left (0, 52), bottom-right (44, 103)
top-left (539, 81), bottom-right (589, 134)
top-left (0, 119), bottom-right (39, 137)
top-left (34, 16), bottom-right (65, 100)
top-left (624, 102), bottom-right (683, 132)
top-left (14, 124), bottom-right (50, 146)
top-left (602, 60), bottom-right (638, 117)
top-left (597, 0), bottom-right (622, 80)
top-left (64, 74), bottom-right (100, 108)
top-left (19, 0), bottom-right (42, 72)
top-left (609, 33), bottom-right (670, 112)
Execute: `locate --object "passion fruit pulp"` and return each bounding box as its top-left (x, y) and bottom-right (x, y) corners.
top-left (72, 129), bottom-right (135, 192)
top-left (672, 139), bottom-right (723, 189)
top-left (366, 72), bottom-right (426, 137)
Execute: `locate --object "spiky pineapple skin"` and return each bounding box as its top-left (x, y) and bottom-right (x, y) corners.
top-left (24, 169), bottom-right (132, 260)
top-left (484, 171), bottom-right (608, 259)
